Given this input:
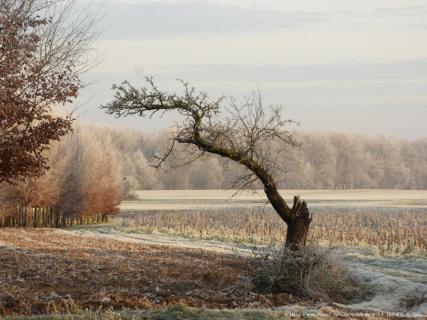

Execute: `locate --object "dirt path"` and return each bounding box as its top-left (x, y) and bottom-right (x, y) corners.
top-left (67, 224), bottom-right (265, 256)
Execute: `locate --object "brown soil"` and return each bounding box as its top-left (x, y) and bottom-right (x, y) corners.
top-left (0, 229), bottom-right (295, 316)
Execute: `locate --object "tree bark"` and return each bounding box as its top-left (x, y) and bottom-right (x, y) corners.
top-left (264, 183), bottom-right (311, 251)
top-left (285, 200), bottom-right (311, 251)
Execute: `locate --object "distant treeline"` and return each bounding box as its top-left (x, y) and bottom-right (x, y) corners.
top-left (1, 125), bottom-right (426, 221)
top-left (105, 126), bottom-right (427, 192)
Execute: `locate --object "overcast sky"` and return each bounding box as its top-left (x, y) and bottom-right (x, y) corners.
top-left (76, 0), bottom-right (427, 139)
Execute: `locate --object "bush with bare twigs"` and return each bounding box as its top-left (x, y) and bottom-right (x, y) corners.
top-left (252, 245), bottom-right (369, 303)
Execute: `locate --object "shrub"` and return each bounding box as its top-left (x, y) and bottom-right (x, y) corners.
top-left (252, 245), bottom-right (367, 303)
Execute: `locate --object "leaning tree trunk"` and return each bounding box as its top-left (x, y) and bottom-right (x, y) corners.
top-left (264, 184), bottom-right (312, 251)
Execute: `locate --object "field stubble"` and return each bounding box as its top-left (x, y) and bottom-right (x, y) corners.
top-left (118, 206), bottom-right (427, 256)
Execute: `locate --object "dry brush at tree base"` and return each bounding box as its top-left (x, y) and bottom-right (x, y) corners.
top-left (252, 246), bottom-right (367, 304)
top-left (118, 207), bottom-right (427, 255)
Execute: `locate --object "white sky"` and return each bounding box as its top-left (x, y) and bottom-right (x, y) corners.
top-left (76, 0), bottom-right (427, 139)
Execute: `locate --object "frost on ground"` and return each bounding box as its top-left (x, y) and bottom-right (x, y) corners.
top-left (69, 225), bottom-right (427, 316)
top-left (0, 229), bottom-right (298, 316)
top-left (1, 223), bottom-right (426, 318)
top-left (340, 247), bottom-right (427, 314)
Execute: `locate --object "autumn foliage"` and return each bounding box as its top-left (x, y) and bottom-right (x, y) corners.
top-left (0, 0), bottom-right (97, 183)
top-left (0, 126), bottom-right (122, 227)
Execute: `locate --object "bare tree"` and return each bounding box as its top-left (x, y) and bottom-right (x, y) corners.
top-left (55, 126), bottom-right (121, 219)
top-left (0, 0), bottom-right (99, 182)
top-left (103, 78), bottom-right (312, 251)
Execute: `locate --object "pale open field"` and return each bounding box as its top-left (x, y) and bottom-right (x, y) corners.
top-left (120, 189), bottom-right (427, 210)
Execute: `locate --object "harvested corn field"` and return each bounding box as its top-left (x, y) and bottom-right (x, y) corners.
top-left (118, 206), bottom-right (427, 255)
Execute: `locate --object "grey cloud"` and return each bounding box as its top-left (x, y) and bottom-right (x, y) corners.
top-left (76, 58), bottom-right (427, 139)
top-left (96, 2), bottom-right (333, 40)
top-left (152, 58), bottom-right (427, 83)
top-left (91, 2), bottom-right (427, 40)
top-left (374, 5), bottom-right (427, 16)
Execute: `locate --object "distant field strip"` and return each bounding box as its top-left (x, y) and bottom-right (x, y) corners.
top-left (120, 189), bottom-right (427, 210)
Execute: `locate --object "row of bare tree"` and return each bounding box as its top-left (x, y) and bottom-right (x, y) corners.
top-left (105, 128), bottom-right (427, 193)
